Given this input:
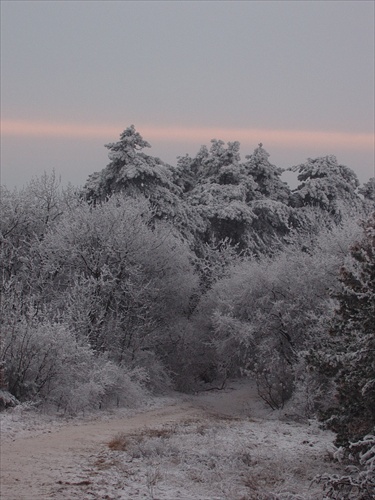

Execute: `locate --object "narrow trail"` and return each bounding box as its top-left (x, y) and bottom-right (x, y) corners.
top-left (1, 381), bottom-right (262, 500)
top-left (1, 403), bottom-right (206, 500)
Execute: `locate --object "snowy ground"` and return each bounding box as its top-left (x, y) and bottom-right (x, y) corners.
top-left (0, 379), bottom-right (345, 499)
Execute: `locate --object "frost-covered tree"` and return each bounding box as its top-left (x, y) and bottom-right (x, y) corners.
top-left (0, 172), bottom-right (79, 322)
top-left (311, 214), bottom-right (375, 499)
top-left (181, 140), bottom-right (258, 250)
top-left (84, 126), bottom-right (202, 245)
top-left (359, 177), bottom-right (375, 202)
top-left (185, 142), bottom-right (297, 255)
top-left (245, 199), bottom-right (306, 256)
top-left (243, 143), bottom-right (290, 203)
top-left (190, 221), bottom-right (363, 405)
top-left (84, 126), bottom-right (177, 214)
top-left (1, 192), bottom-right (198, 403)
top-left (359, 178), bottom-right (375, 216)
top-left (39, 196), bottom-right (198, 363)
top-left (289, 155), bottom-right (363, 219)
top-left (317, 213), bottom-right (375, 447)
top-left (3, 170), bottom-right (65, 264)
top-left (84, 125), bottom-right (155, 198)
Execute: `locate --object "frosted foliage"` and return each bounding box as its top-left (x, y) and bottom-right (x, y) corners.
top-left (196, 222), bottom-right (363, 408)
top-left (0, 173), bottom-right (78, 282)
top-left (316, 214), bottom-right (375, 448)
top-left (38, 196), bottom-right (198, 364)
top-left (0, 320), bottom-right (145, 413)
top-left (249, 199), bottom-right (297, 252)
top-left (290, 155), bottom-right (362, 216)
top-left (182, 141), bottom-right (265, 244)
top-left (209, 310), bottom-right (255, 378)
top-left (84, 125), bottom-right (177, 202)
top-left (83, 126), bottom-right (203, 241)
top-left (199, 139), bottom-right (242, 179)
top-left (105, 124), bottom-right (151, 158)
top-left (190, 184), bottom-right (255, 223)
top-left (359, 177), bottom-right (375, 202)
top-left (292, 155), bottom-right (357, 185)
top-left (244, 144), bottom-right (290, 202)
top-left (0, 187), bottom-right (198, 405)
top-left (316, 434), bottom-right (375, 498)
top-left (82, 130), bottom-right (367, 265)
top-left (1, 130), bottom-right (371, 431)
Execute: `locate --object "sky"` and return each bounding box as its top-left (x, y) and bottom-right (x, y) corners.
top-left (1, 0), bottom-right (374, 189)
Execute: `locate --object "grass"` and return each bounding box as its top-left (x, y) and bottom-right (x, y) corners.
top-left (101, 417), bottom-right (338, 499)
top-left (108, 425), bottom-right (177, 451)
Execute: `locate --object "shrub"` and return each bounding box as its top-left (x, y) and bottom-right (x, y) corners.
top-left (1, 319), bottom-right (146, 414)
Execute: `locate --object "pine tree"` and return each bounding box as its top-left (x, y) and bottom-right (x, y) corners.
top-left (321, 213), bottom-right (375, 446)
top-left (244, 143), bottom-right (290, 203)
top-left (359, 178), bottom-right (375, 202)
top-left (289, 155), bottom-right (362, 219)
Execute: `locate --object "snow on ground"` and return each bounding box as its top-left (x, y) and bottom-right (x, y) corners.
top-left (0, 392), bottom-right (180, 443)
top-left (0, 379), bottom-right (345, 499)
top-left (55, 416), bottom-right (343, 500)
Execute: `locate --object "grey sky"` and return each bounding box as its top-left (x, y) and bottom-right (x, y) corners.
top-left (1, 0), bottom-right (374, 188)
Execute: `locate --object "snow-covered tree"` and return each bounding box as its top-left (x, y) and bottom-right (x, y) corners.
top-left (289, 155), bottom-right (363, 219)
top-left (84, 126), bottom-right (202, 245)
top-left (359, 177), bottom-right (375, 202)
top-left (1, 191), bottom-right (199, 402)
top-left (311, 213), bottom-right (375, 498)
top-left (359, 178), bottom-right (375, 216)
top-left (38, 196), bottom-right (198, 363)
top-left (0, 173), bottom-right (80, 327)
top-left (317, 213), bottom-right (375, 447)
top-left (0, 172), bottom-right (71, 279)
top-left (244, 143), bottom-right (290, 203)
top-left (84, 127), bottom-right (177, 213)
top-left (181, 140), bottom-right (257, 250)
top-left (190, 221), bottom-right (363, 405)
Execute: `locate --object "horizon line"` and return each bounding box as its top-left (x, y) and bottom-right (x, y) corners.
top-left (1, 119), bottom-right (374, 150)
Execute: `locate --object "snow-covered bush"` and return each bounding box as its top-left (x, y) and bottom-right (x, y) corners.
top-left (1, 182), bottom-right (198, 407)
top-left (191, 219), bottom-right (364, 406)
top-left (308, 214), bottom-right (375, 497)
top-left (313, 214), bottom-right (375, 445)
top-left (40, 195), bottom-right (197, 348)
top-left (0, 319), bottom-right (146, 414)
top-left (316, 434), bottom-right (375, 499)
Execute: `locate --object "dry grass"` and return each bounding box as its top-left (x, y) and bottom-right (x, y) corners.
top-left (103, 417), bottom-right (340, 499)
top-left (108, 433), bottom-right (133, 451)
top-left (48, 380), bottom-right (346, 499)
top-left (108, 425), bottom-right (176, 451)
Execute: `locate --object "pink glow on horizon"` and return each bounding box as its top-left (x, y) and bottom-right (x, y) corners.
top-left (1, 119), bottom-right (373, 150)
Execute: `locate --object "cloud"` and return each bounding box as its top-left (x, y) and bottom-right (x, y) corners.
top-left (1, 119), bottom-right (373, 151)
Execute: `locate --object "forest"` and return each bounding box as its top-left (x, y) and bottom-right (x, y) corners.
top-left (1, 125), bottom-right (374, 497)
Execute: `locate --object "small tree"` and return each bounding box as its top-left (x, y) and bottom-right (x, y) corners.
top-left (318, 213), bottom-right (375, 447)
top-left (312, 213), bottom-right (375, 500)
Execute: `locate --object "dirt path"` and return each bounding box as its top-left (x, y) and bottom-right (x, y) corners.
top-left (0, 381), bottom-right (262, 500)
top-left (1, 402), bottom-right (204, 500)
top-left (1, 381), bottom-right (340, 500)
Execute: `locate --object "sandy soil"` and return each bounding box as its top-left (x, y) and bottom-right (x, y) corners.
top-left (0, 380), bottom-right (342, 499)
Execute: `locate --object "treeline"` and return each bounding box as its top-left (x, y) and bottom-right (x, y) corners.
top-left (1, 126), bottom-right (374, 495)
